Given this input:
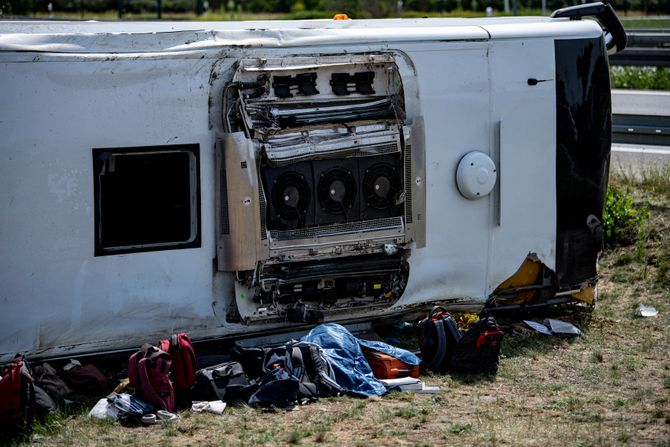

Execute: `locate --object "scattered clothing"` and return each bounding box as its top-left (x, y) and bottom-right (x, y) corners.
top-left (300, 323), bottom-right (419, 397)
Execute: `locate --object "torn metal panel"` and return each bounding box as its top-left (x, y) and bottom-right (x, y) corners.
top-left (488, 253), bottom-right (558, 307)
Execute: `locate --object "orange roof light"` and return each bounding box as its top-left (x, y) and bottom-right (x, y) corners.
top-left (333, 13), bottom-right (350, 20)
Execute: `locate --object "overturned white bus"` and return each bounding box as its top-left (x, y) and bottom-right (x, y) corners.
top-left (0, 3), bottom-right (626, 362)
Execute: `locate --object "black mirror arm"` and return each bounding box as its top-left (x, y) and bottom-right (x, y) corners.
top-left (551, 2), bottom-right (627, 54)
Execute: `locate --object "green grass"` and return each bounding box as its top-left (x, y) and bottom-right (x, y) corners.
top-left (446, 422), bottom-right (474, 434)
top-left (620, 17), bottom-right (670, 28)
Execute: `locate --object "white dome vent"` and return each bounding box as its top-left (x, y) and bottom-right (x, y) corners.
top-left (456, 151), bottom-right (497, 200)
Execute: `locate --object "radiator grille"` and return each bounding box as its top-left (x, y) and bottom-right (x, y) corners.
top-left (404, 144), bottom-right (413, 224)
top-left (270, 217), bottom-right (403, 241)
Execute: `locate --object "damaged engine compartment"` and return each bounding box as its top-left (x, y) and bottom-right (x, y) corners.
top-left (215, 54), bottom-right (424, 324)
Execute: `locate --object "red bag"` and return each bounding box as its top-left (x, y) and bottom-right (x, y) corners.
top-left (128, 344), bottom-right (175, 412)
top-left (363, 349), bottom-right (420, 380)
top-left (157, 333), bottom-right (198, 393)
top-left (0, 356), bottom-right (35, 436)
top-left (62, 359), bottom-right (108, 395)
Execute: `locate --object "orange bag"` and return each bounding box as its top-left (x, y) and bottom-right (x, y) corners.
top-left (363, 349), bottom-right (420, 380)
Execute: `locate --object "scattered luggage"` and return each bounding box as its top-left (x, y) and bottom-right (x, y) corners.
top-left (34, 384), bottom-right (58, 417)
top-left (290, 341), bottom-right (343, 400)
top-left (33, 362), bottom-right (72, 401)
top-left (156, 333), bottom-right (198, 394)
top-left (230, 346), bottom-right (266, 380)
top-left (191, 361), bottom-right (255, 403)
top-left (418, 308), bottom-right (504, 375)
top-left (128, 344), bottom-right (176, 412)
top-left (0, 355), bottom-right (36, 437)
top-left (362, 348), bottom-right (420, 380)
top-left (62, 359), bottom-right (108, 395)
top-left (109, 392), bottom-right (155, 424)
top-left (246, 341), bottom-right (343, 407)
top-left (9, 318), bottom-right (505, 431)
top-left (450, 315), bottom-right (504, 374)
top-left (418, 306), bottom-right (462, 373)
top-left (300, 323), bottom-right (401, 397)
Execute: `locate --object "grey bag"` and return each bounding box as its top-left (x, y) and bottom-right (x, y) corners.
top-left (34, 385), bottom-right (57, 417)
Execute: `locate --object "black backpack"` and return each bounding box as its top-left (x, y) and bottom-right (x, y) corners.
top-left (248, 341), bottom-right (342, 407)
top-left (450, 315), bottom-right (504, 374)
top-left (418, 306), bottom-right (462, 373)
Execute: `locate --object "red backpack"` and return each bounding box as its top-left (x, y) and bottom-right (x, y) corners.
top-left (0, 355), bottom-right (36, 436)
top-left (128, 344), bottom-right (175, 412)
top-left (157, 333), bottom-right (198, 394)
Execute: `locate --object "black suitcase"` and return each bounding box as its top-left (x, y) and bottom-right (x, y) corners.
top-left (417, 306), bottom-right (462, 373)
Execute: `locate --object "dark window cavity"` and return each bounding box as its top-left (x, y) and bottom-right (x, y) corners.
top-left (93, 144), bottom-right (201, 256)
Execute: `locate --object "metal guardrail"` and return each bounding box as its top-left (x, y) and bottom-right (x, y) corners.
top-left (612, 113), bottom-right (670, 146)
top-left (609, 29), bottom-right (670, 67)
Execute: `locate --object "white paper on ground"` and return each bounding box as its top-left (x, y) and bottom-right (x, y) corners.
top-left (636, 304), bottom-right (658, 317)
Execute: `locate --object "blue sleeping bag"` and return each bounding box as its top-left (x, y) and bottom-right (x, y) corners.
top-left (300, 323), bottom-right (421, 397)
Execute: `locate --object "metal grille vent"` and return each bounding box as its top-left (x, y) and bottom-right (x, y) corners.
top-left (259, 179), bottom-right (268, 240)
top-left (220, 156), bottom-right (230, 235)
top-left (270, 216), bottom-right (403, 240)
top-left (404, 144), bottom-right (413, 224)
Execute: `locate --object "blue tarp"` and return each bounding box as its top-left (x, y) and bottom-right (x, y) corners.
top-left (300, 323), bottom-right (421, 397)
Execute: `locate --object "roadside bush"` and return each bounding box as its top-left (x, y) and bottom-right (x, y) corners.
top-left (610, 67), bottom-right (670, 91)
top-left (602, 184), bottom-right (649, 245)
top-left (281, 9), bottom-right (334, 18)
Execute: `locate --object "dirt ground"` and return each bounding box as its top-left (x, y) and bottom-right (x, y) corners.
top-left (17, 170), bottom-right (670, 447)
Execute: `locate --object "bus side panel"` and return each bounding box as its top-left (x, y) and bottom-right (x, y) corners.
top-left (0, 57), bottom-right (220, 358)
top-left (487, 38), bottom-right (557, 293)
top-left (398, 43), bottom-right (491, 304)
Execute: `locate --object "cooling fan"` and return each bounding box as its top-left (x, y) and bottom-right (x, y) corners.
top-left (363, 163), bottom-right (401, 210)
top-left (317, 167), bottom-right (357, 215)
top-left (270, 171), bottom-right (311, 228)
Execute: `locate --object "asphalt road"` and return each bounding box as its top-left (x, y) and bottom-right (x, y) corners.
top-left (611, 89), bottom-right (670, 172)
top-left (612, 89), bottom-right (670, 116)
